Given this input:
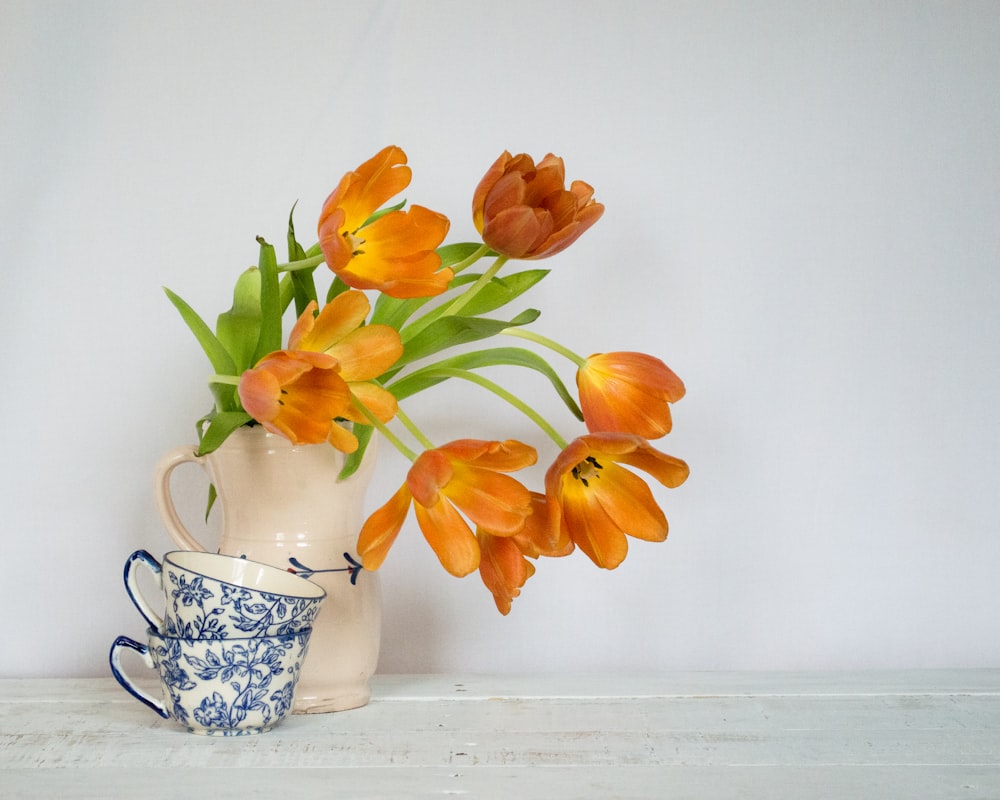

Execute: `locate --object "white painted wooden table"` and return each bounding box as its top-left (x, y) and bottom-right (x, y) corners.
top-left (2, 671), bottom-right (999, 799)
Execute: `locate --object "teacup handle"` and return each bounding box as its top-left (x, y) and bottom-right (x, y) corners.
top-left (153, 445), bottom-right (210, 553)
top-left (123, 549), bottom-right (164, 631)
top-left (108, 635), bottom-right (169, 719)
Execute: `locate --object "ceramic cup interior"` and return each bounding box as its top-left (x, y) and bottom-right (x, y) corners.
top-left (163, 551), bottom-right (326, 599)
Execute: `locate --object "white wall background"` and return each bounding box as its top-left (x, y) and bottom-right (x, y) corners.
top-left (2, 1), bottom-right (998, 678)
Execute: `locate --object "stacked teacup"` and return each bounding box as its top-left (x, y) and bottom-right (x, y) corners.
top-left (110, 550), bottom-right (326, 735)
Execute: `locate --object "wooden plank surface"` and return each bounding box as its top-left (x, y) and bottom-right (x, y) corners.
top-left (1, 672), bottom-right (998, 799)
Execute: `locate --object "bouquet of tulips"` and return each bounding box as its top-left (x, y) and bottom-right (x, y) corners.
top-left (165, 146), bottom-right (690, 614)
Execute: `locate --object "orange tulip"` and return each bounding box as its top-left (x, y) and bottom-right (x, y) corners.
top-left (577, 352), bottom-right (686, 439)
top-left (477, 492), bottom-right (574, 614)
top-left (472, 151), bottom-right (604, 260)
top-left (288, 294), bottom-right (403, 424)
top-left (237, 350), bottom-right (358, 452)
top-left (477, 532), bottom-right (535, 615)
top-left (357, 439), bottom-right (537, 578)
top-left (544, 433), bottom-right (689, 570)
top-left (318, 146), bottom-right (453, 298)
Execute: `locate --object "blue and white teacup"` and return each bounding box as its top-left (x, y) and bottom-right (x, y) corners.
top-left (109, 627), bottom-right (311, 735)
top-left (124, 550), bottom-right (326, 639)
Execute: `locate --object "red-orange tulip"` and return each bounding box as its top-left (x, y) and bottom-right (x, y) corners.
top-left (577, 352), bottom-right (686, 439)
top-left (288, 294), bottom-right (403, 424)
top-left (237, 350), bottom-right (357, 452)
top-left (318, 146), bottom-right (453, 298)
top-left (357, 439), bottom-right (537, 577)
top-left (544, 433), bottom-right (689, 570)
top-left (472, 151), bottom-right (604, 260)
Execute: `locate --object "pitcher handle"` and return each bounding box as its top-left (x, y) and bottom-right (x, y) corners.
top-left (109, 635), bottom-right (169, 718)
top-left (153, 445), bottom-right (210, 553)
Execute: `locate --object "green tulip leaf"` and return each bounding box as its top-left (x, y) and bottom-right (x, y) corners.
top-left (216, 267), bottom-right (262, 374)
top-left (253, 237), bottom-right (282, 362)
top-left (370, 293), bottom-right (433, 329)
top-left (438, 242), bottom-right (492, 268)
top-left (394, 308), bottom-right (540, 369)
top-left (287, 204), bottom-right (318, 316)
top-left (387, 346), bottom-right (583, 420)
top-left (448, 269), bottom-right (549, 317)
top-left (163, 287), bottom-right (237, 377)
top-left (197, 411), bottom-right (254, 456)
top-left (338, 424), bottom-right (374, 480)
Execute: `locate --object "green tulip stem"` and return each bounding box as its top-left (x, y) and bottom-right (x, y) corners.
top-left (351, 399), bottom-right (419, 462)
top-left (430, 367), bottom-right (568, 449)
top-left (440, 255), bottom-right (509, 317)
top-left (500, 328), bottom-right (586, 367)
top-left (208, 374), bottom-right (241, 386)
top-left (394, 407), bottom-right (436, 452)
top-left (449, 243), bottom-right (491, 275)
top-left (276, 253), bottom-right (326, 273)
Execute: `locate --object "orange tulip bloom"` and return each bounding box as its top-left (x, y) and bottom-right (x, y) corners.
top-left (477, 492), bottom-right (574, 614)
top-left (545, 433), bottom-right (689, 570)
top-left (318, 145), bottom-right (453, 298)
top-left (288, 294), bottom-right (403, 424)
top-left (577, 352), bottom-right (686, 439)
top-left (237, 350), bottom-right (357, 452)
top-left (357, 439), bottom-right (537, 578)
top-left (472, 151), bottom-right (604, 260)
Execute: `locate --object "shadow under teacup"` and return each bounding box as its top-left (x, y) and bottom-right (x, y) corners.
top-left (124, 550), bottom-right (326, 638)
top-left (110, 627), bottom-right (311, 735)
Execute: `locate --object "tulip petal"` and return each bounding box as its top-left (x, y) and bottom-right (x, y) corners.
top-left (445, 465), bottom-right (533, 536)
top-left (415, 499), bottom-right (480, 577)
top-left (593, 463), bottom-right (669, 543)
top-left (560, 480), bottom-right (629, 569)
top-left (357, 483), bottom-right (412, 571)
top-left (329, 325), bottom-right (404, 381)
top-left (342, 382), bottom-right (398, 424)
top-left (289, 292), bottom-right (371, 353)
top-left (478, 532), bottom-right (533, 615)
top-left (439, 439), bottom-right (538, 472)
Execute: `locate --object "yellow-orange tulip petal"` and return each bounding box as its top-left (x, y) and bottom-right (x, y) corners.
top-left (477, 531), bottom-right (536, 615)
top-left (289, 294), bottom-right (368, 353)
top-left (577, 352), bottom-right (686, 439)
top-left (318, 147), bottom-right (452, 299)
top-left (357, 483), bottom-right (413, 572)
top-left (437, 438), bottom-right (538, 472)
top-left (544, 433), bottom-right (689, 569)
top-left (444, 462), bottom-right (534, 536)
top-left (332, 206), bottom-right (453, 298)
top-left (321, 146), bottom-right (412, 250)
top-left (330, 327), bottom-right (404, 382)
top-left (237, 350), bottom-right (350, 446)
top-left (472, 151), bottom-right (604, 260)
top-left (325, 420), bottom-right (359, 454)
top-left (341, 382), bottom-right (398, 425)
top-left (289, 294), bottom-right (403, 381)
top-left (414, 497), bottom-right (481, 577)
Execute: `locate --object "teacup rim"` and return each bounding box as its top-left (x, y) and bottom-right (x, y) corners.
top-left (162, 550), bottom-right (326, 600)
top-left (145, 625), bottom-right (312, 644)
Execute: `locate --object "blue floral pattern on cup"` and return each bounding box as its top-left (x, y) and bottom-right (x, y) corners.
top-left (164, 568), bottom-right (323, 639)
top-left (111, 628), bottom-right (311, 736)
top-left (124, 550), bottom-right (326, 640)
